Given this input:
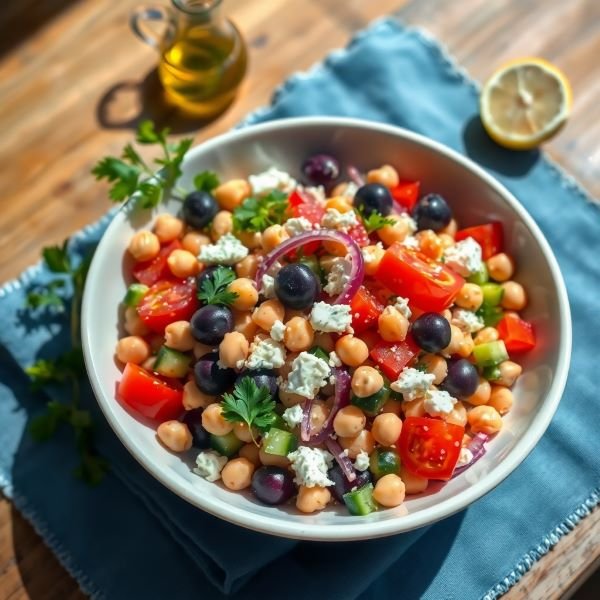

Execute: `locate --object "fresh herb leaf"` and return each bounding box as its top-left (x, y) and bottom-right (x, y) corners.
top-left (43, 240), bottom-right (71, 273)
top-left (221, 377), bottom-right (277, 444)
top-left (74, 451), bottom-right (109, 486)
top-left (198, 266), bottom-right (238, 306)
top-left (358, 207), bottom-right (395, 233)
top-left (26, 280), bottom-right (66, 309)
top-left (92, 157), bottom-right (140, 202)
top-left (136, 120), bottom-right (169, 145)
top-left (138, 181), bottom-right (163, 208)
top-left (232, 190), bottom-right (288, 232)
top-left (26, 359), bottom-right (69, 386)
top-left (193, 170), bottom-right (220, 192)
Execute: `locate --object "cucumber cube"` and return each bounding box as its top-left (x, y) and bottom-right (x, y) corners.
top-left (343, 483), bottom-right (378, 516)
top-left (210, 431), bottom-right (243, 457)
top-left (308, 346), bottom-right (329, 362)
top-left (468, 264), bottom-right (489, 286)
top-left (123, 283), bottom-right (149, 307)
top-left (480, 283), bottom-right (504, 307)
top-left (476, 304), bottom-right (504, 327)
top-left (262, 428), bottom-right (297, 457)
top-left (153, 346), bottom-right (192, 378)
top-left (473, 340), bottom-right (509, 368)
top-left (351, 385), bottom-right (390, 417)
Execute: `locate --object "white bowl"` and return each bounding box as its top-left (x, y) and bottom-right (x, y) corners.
top-left (82, 117), bottom-right (571, 541)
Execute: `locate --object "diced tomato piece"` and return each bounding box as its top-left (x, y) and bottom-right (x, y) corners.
top-left (288, 190), bottom-right (305, 208)
top-left (399, 417), bottom-right (465, 480)
top-left (350, 286), bottom-right (384, 334)
top-left (132, 240), bottom-right (182, 286)
top-left (137, 279), bottom-right (199, 333)
top-left (289, 194), bottom-right (325, 255)
top-left (370, 335), bottom-right (419, 380)
top-left (390, 180), bottom-right (420, 212)
top-left (455, 222), bottom-right (503, 260)
top-left (117, 363), bottom-right (183, 421)
top-left (497, 313), bottom-right (536, 353)
top-left (366, 278), bottom-right (396, 306)
top-left (375, 244), bottom-right (464, 312)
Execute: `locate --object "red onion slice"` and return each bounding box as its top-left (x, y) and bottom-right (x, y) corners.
top-left (255, 230), bottom-right (364, 305)
top-left (452, 433), bottom-right (489, 477)
top-left (347, 165), bottom-right (365, 187)
top-left (325, 437), bottom-right (356, 483)
top-left (300, 398), bottom-right (314, 442)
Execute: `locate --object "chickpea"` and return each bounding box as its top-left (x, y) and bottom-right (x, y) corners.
top-left (154, 214), bottom-right (184, 243)
top-left (261, 224), bottom-right (289, 252)
top-left (496, 360), bottom-right (522, 387)
top-left (416, 230), bottom-right (443, 260)
top-left (227, 278), bottom-right (258, 312)
top-left (474, 327), bottom-right (499, 345)
top-left (351, 366), bottom-right (384, 398)
top-left (219, 331), bottom-right (249, 369)
top-left (233, 310), bottom-right (259, 342)
top-left (284, 317), bottom-right (314, 352)
top-left (403, 398), bottom-right (426, 418)
top-left (442, 324), bottom-right (463, 357)
top-left (362, 244), bottom-right (385, 276)
top-left (259, 446), bottom-right (290, 467)
top-left (438, 233), bottom-right (455, 249)
top-left (439, 218), bottom-right (457, 237)
top-left (445, 400), bottom-right (467, 427)
top-left (296, 485), bottom-right (331, 513)
top-left (235, 254), bottom-right (260, 279)
top-left (419, 354), bottom-right (447, 385)
top-left (239, 443), bottom-right (261, 466)
top-left (373, 474), bottom-right (406, 507)
top-left (465, 377), bottom-right (491, 406)
top-left (378, 217), bottom-right (410, 246)
top-left (221, 457), bottom-right (255, 491)
top-left (339, 429), bottom-right (375, 459)
top-left (165, 321), bottom-right (195, 351)
top-left (501, 281), bottom-right (527, 310)
top-left (400, 465), bottom-right (429, 494)
top-left (468, 405), bottom-right (503, 434)
top-left (214, 179), bottom-right (251, 211)
top-left (313, 332), bottom-right (335, 353)
top-left (378, 306), bottom-right (409, 342)
top-left (277, 351), bottom-right (298, 380)
top-left (182, 380), bottom-right (215, 410)
top-left (236, 230), bottom-right (263, 250)
top-left (201, 403), bottom-right (233, 436)
top-left (167, 249), bottom-right (200, 278)
top-left (367, 164), bottom-right (399, 188)
top-left (124, 306), bottom-right (149, 336)
top-left (128, 230), bottom-right (160, 261)
top-left (335, 335), bottom-right (369, 367)
top-left (456, 334), bottom-right (475, 358)
top-left (208, 210), bottom-right (232, 241)
top-left (488, 386), bottom-right (514, 415)
top-left (372, 413), bottom-right (403, 446)
top-left (115, 336), bottom-right (150, 365)
top-left (233, 422), bottom-right (256, 443)
top-left (309, 401), bottom-right (330, 435)
top-left (157, 420), bottom-right (193, 453)
top-left (455, 283), bottom-right (484, 311)
top-left (278, 389), bottom-right (305, 408)
top-left (252, 299), bottom-right (285, 331)
top-left (380, 399), bottom-right (403, 416)
top-left (325, 197), bottom-right (353, 213)
top-left (333, 405), bottom-right (366, 437)
top-left (487, 253), bottom-right (514, 282)
top-left (182, 231), bottom-right (211, 255)
top-left (331, 182), bottom-right (353, 197)
top-left (323, 239), bottom-right (347, 257)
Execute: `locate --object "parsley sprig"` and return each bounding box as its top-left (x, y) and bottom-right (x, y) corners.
top-left (232, 189), bottom-right (288, 232)
top-left (357, 206), bottom-right (395, 233)
top-left (221, 377), bottom-right (278, 445)
top-left (197, 267), bottom-right (239, 307)
top-left (194, 170), bottom-right (220, 193)
top-left (25, 241), bottom-right (108, 485)
top-left (92, 120), bottom-right (192, 208)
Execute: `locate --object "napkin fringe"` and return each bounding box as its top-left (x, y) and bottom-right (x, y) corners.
top-left (482, 487), bottom-right (600, 600)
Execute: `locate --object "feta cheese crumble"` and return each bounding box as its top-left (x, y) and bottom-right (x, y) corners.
top-left (362, 242), bottom-right (383, 265)
top-left (328, 351), bottom-right (342, 368)
top-left (284, 216), bottom-right (314, 236)
top-left (321, 208), bottom-right (358, 232)
top-left (397, 212), bottom-right (417, 234)
top-left (401, 235), bottom-right (419, 249)
top-left (354, 450), bottom-right (370, 472)
top-left (452, 308), bottom-right (485, 333)
top-left (324, 257), bottom-right (352, 296)
top-left (261, 274), bottom-right (276, 298)
top-left (309, 301), bottom-right (352, 333)
top-left (287, 446), bottom-right (334, 487)
top-left (198, 234), bottom-right (248, 265)
top-left (245, 337), bottom-right (286, 370)
top-left (393, 296), bottom-right (412, 320)
top-left (457, 447), bottom-right (474, 468)
top-left (391, 367), bottom-right (435, 401)
top-left (423, 389), bottom-right (457, 417)
top-left (193, 451), bottom-right (228, 482)
top-left (443, 237), bottom-right (483, 277)
top-left (270, 319), bottom-right (286, 342)
top-left (282, 404), bottom-right (304, 429)
top-left (249, 167), bottom-right (296, 195)
top-left (284, 351), bottom-right (330, 399)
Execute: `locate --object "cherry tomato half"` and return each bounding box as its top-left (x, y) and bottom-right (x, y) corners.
top-left (132, 240), bottom-right (182, 286)
top-left (497, 313), bottom-right (536, 353)
top-left (117, 363), bottom-right (183, 421)
top-left (399, 416), bottom-right (465, 480)
top-left (350, 286), bottom-right (384, 334)
top-left (455, 222), bottom-right (503, 260)
top-left (375, 244), bottom-right (464, 312)
top-left (370, 335), bottom-right (419, 380)
top-left (390, 180), bottom-right (420, 212)
top-left (137, 279), bottom-right (199, 333)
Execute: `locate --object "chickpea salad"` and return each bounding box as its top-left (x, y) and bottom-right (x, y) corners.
top-left (115, 154), bottom-right (536, 516)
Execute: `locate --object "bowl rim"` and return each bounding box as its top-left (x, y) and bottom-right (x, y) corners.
top-left (82, 116), bottom-right (572, 541)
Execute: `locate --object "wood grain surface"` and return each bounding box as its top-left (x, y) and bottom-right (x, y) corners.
top-left (0, 0), bottom-right (598, 599)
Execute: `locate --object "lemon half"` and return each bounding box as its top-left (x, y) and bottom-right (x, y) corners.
top-left (480, 57), bottom-right (572, 150)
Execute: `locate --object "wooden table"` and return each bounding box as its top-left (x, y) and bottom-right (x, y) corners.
top-left (0, 0), bottom-right (598, 598)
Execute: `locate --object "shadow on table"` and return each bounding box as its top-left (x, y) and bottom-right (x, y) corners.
top-left (95, 67), bottom-right (232, 134)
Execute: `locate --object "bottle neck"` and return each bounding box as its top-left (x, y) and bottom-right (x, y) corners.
top-left (171, 0), bottom-right (223, 26)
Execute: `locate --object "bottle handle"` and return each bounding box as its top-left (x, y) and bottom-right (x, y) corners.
top-left (130, 5), bottom-right (174, 50)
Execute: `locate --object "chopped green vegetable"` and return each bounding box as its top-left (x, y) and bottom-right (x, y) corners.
top-left (123, 283), bottom-right (149, 308)
top-left (468, 263), bottom-right (489, 285)
top-left (343, 483), bottom-right (378, 516)
top-left (197, 266), bottom-right (238, 306)
top-left (232, 190), bottom-right (288, 232)
top-left (308, 346), bottom-right (330, 362)
top-left (210, 432), bottom-right (244, 457)
top-left (473, 340), bottom-right (509, 368)
top-left (262, 428), bottom-right (297, 456)
top-left (480, 282), bottom-right (504, 307)
top-left (351, 385), bottom-right (390, 417)
top-left (369, 448), bottom-right (401, 479)
top-left (477, 304), bottom-right (504, 327)
top-left (358, 207), bottom-right (395, 233)
top-left (153, 346), bottom-right (192, 378)
top-left (193, 170), bottom-right (220, 192)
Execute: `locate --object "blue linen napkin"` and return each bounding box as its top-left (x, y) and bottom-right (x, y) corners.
top-left (1, 18), bottom-right (599, 600)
